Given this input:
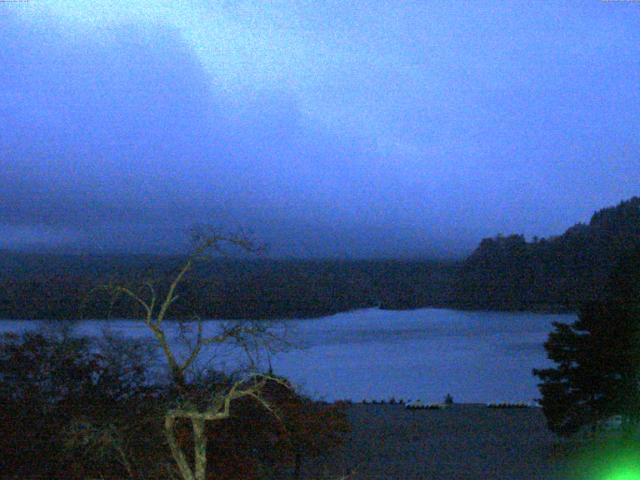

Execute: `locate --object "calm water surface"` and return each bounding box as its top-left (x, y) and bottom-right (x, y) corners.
top-left (0, 308), bottom-right (575, 403)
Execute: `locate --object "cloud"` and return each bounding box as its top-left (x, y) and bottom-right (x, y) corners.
top-left (1, 2), bottom-right (639, 256)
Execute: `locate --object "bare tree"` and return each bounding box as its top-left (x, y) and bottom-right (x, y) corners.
top-left (107, 228), bottom-right (291, 480)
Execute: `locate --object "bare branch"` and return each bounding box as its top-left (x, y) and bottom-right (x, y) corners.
top-left (157, 259), bottom-right (193, 324)
top-left (189, 225), bottom-right (266, 259)
top-left (100, 226), bottom-right (282, 480)
top-left (110, 285), bottom-right (153, 321)
top-left (145, 281), bottom-right (157, 318)
top-left (177, 319), bottom-right (204, 374)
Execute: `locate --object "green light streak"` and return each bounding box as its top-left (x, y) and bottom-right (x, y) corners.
top-left (603, 462), bottom-right (640, 480)
top-left (557, 437), bottom-right (640, 480)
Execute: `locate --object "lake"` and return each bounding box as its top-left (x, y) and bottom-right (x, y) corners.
top-left (0, 308), bottom-right (575, 404)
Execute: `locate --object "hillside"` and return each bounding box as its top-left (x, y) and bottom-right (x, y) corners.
top-left (0, 197), bottom-right (638, 319)
top-left (454, 197), bottom-right (640, 311)
top-left (0, 255), bottom-right (456, 320)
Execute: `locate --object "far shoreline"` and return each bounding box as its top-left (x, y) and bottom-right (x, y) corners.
top-left (0, 303), bottom-right (577, 322)
top-left (0, 305), bottom-right (577, 323)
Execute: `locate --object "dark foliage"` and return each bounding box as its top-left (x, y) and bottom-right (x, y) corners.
top-left (455, 197), bottom-right (640, 311)
top-left (533, 249), bottom-right (640, 437)
top-left (0, 256), bottom-right (457, 320)
top-left (0, 331), bottom-right (348, 480)
top-left (0, 330), bottom-right (161, 478)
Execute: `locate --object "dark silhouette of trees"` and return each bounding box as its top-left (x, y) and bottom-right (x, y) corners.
top-left (1, 196), bottom-right (639, 319)
top-left (0, 329), bottom-right (349, 479)
top-left (0, 329), bottom-right (164, 479)
top-left (456, 196), bottom-right (640, 311)
top-left (0, 255), bottom-right (458, 320)
top-left (533, 249), bottom-right (640, 437)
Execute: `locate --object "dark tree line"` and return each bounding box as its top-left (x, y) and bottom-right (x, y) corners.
top-left (1, 196), bottom-right (639, 319)
top-left (455, 197), bottom-right (640, 311)
top-left (0, 257), bottom-right (457, 320)
top-left (534, 248), bottom-right (640, 437)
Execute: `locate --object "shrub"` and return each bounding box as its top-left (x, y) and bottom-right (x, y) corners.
top-left (0, 331), bottom-right (349, 480)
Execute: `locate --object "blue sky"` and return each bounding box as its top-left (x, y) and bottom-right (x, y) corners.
top-left (1, 1), bottom-right (639, 257)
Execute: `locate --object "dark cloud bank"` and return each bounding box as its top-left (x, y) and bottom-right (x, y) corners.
top-left (1, 5), bottom-right (639, 259)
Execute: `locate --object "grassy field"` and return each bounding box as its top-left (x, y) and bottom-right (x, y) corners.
top-left (302, 403), bottom-right (565, 480)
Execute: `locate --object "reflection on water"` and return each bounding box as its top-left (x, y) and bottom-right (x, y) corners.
top-left (0, 308), bottom-right (575, 403)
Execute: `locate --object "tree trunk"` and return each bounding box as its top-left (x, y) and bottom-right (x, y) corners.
top-left (165, 415), bottom-right (195, 480)
top-left (192, 417), bottom-right (208, 480)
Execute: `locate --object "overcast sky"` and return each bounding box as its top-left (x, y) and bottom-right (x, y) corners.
top-left (1, 1), bottom-right (639, 258)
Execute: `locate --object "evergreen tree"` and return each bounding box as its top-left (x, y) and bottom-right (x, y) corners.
top-left (533, 249), bottom-right (640, 437)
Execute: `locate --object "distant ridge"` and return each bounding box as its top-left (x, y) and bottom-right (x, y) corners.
top-left (0, 197), bottom-right (638, 319)
top-left (453, 196), bottom-right (640, 311)
top-left (0, 254), bottom-right (456, 320)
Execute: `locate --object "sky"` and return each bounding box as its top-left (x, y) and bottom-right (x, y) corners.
top-left (1, 1), bottom-right (639, 258)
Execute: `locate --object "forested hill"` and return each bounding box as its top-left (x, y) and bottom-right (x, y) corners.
top-left (0, 197), bottom-right (638, 319)
top-left (454, 197), bottom-right (640, 311)
top-left (0, 255), bottom-right (457, 320)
